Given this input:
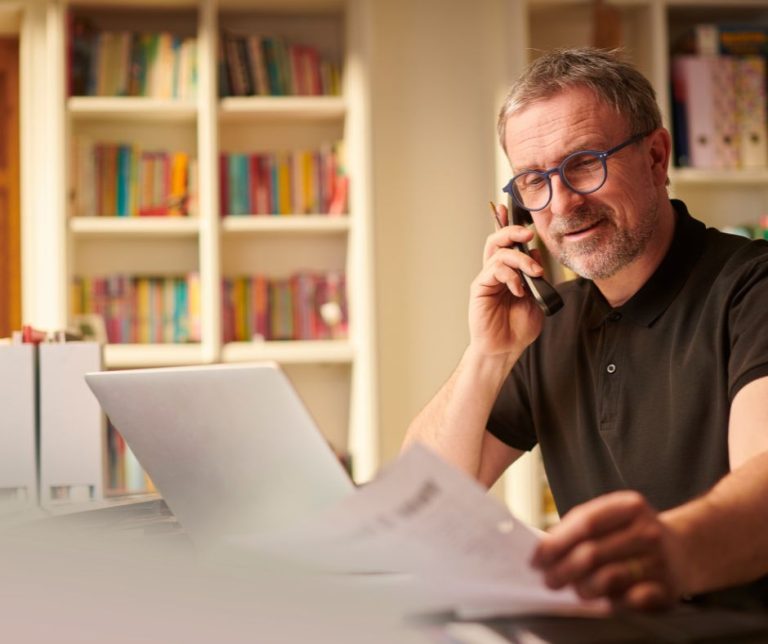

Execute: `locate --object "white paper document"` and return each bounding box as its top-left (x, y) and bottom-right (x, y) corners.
top-left (230, 444), bottom-right (606, 617)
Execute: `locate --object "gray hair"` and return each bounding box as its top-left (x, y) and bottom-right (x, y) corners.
top-left (497, 47), bottom-right (662, 152)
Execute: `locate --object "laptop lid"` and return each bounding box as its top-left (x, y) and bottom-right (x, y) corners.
top-left (85, 362), bottom-right (355, 549)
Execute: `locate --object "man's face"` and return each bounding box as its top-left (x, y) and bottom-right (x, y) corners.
top-left (504, 86), bottom-right (660, 281)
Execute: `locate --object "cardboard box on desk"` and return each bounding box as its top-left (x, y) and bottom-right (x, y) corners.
top-left (0, 344), bottom-right (38, 512)
top-left (39, 342), bottom-right (104, 507)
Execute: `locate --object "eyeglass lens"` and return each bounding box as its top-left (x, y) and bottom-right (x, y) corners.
top-left (513, 152), bottom-right (605, 211)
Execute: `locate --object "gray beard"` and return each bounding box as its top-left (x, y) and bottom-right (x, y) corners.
top-left (554, 202), bottom-right (659, 280)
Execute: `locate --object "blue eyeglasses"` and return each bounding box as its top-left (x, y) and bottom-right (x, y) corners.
top-left (503, 131), bottom-right (652, 212)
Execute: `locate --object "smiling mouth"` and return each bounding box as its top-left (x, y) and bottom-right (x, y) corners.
top-left (563, 220), bottom-right (603, 237)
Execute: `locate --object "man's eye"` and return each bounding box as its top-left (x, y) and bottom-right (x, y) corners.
top-left (568, 155), bottom-right (601, 172)
top-left (521, 174), bottom-right (545, 189)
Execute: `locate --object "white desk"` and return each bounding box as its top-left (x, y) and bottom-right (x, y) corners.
top-left (0, 496), bottom-right (430, 644)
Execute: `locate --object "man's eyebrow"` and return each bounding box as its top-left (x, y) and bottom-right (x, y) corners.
top-left (512, 139), bottom-right (608, 174)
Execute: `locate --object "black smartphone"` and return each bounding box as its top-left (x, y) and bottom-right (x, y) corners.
top-left (506, 194), bottom-right (564, 317)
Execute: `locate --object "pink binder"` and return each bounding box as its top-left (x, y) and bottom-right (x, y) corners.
top-left (672, 55), bottom-right (739, 169)
top-left (735, 56), bottom-right (768, 168)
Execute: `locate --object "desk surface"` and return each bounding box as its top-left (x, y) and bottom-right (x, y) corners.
top-left (5, 498), bottom-right (768, 644)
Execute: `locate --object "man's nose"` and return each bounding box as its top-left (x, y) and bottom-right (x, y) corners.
top-left (548, 173), bottom-right (588, 216)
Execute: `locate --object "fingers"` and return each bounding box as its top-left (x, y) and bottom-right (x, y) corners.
top-left (542, 518), bottom-right (665, 591)
top-left (482, 202), bottom-right (543, 296)
top-left (573, 557), bottom-right (646, 599)
top-left (483, 226), bottom-right (535, 263)
top-left (531, 491), bottom-right (680, 611)
top-left (532, 491), bottom-right (649, 568)
top-left (476, 247), bottom-right (544, 299)
top-left (544, 521), bottom-right (659, 590)
top-left (490, 202), bottom-right (509, 229)
top-left (620, 581), bottom-right (674, 611)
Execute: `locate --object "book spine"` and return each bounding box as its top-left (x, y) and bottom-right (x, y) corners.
top-left (249, 154), bottom-right (261, 215)
top-left (735, 56), bottom-right (768, 168)
top-left (115, 145), bottom-right (131, 216)
top-left (252, 275), bottom-right (269, 341)
top-left (219, 153), bottom-right (229, 216)
top-left (188, 271), bottom-right (201, 342)
top-left (711, 56), bottom-right (740, 169)
top-left (246, 35), bottom-right (268, 96)
top-left (221, 278), bottom-right (234, 343)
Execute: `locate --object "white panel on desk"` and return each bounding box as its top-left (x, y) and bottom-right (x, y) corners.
top-left (39, 342), bottom-right (104, 505)
top-left (0, 344), bottom-right (38, 508)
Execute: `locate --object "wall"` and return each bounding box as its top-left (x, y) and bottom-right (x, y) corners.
top-left (371, 0), bottom-right (508, 462)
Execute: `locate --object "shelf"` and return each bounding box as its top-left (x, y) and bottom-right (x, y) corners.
top-left (219, 96), bottom-right (346, 121)
top-left (670, 168), bottom-right (768, 186)
top-left (219, 0), bottom-right (345, 9)
top-left (528, 0), bottom-right (598, 6)
top-left (103, 343), bottom-right (205, 369)
top-left (665, 0), bottom-right (768, 9)
top-left (70, 217), bottom-right (200, 238)
top-left (31, 0), bottom-right (377, 484)
top-left (67, 97), bottom-right (197, 122)
top-left (68, 0), bottom-right (198, 6)
top-left (221, 215), bottom-right (350, 234)
top-left (222, 339), bottom-right (353, 364)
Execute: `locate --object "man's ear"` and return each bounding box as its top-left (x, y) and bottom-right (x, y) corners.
top-left (648, 128), bottom-right (672, 188)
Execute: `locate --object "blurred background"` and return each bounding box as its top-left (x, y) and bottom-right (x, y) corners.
top-left (3, 0), bottom-right (767, 527)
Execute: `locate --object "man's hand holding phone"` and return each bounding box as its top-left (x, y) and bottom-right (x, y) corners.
top-left (467, 202), bottom-right (547, 359)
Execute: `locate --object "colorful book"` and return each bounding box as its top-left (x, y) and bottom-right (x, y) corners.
top-left (169, 151), bottom-right (189, 215)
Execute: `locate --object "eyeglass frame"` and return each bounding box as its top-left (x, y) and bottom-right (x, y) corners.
top-left (502, 131), bottom-right (653, 213)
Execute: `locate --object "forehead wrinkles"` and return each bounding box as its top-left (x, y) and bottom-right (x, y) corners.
top-left (506, 95), bottom-right (625, 170)
top-left (509, 118), bottom-right (605, 170)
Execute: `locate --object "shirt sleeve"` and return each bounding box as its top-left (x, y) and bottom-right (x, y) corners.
top-left (728, 247), bottom-right (768, 401)
top-left (486, 350), bottom-right (539, 451)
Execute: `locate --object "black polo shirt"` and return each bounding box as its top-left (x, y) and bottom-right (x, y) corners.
top-left (487, 200), bottom-right (768, 517)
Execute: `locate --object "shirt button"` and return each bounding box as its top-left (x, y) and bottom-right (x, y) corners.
top-left (608, 312), bottom-right (622, 322)
top-left (606, 363), bottom-right (617, 374)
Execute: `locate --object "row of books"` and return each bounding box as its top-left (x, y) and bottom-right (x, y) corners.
top-left (670, 54), bottom-right (767, 169)
top-left (106, 421), bottom-right (153, 494)
top-left (673, 23), bottom-right (768, 58)
top-left (220, 32), bottom-right (341, 97)
top-left (69, 18), bottom-right (197, 99)
top-left (220, 145), bottom-right (347, 216)
top-left (222, 272), bottom-right (347, 342)
top-left (72, 271), bottom-right (348, 344)
top-left (71, 139), bottom-right (198, 217)
top-left (71, 274), bottom-right (202, 344)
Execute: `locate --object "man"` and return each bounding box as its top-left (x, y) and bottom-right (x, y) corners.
top-left (404, 48), bottom-right (768, 610)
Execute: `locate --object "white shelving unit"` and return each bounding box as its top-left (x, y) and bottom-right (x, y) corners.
top-left (70, 217), bottom-right (201, 237)
top-left (221, 214), bottom-right (351, 234)
top-left (222, 339), bottom-right (353, 363)
top-left (19, 0), bottom-right (378, 483)
top-left (103, 343), bottom-right (205, 369)
top-left (68, 96), bottom-right (198, 121)
top-left (497, 0), bottom-right (768, 526)
top-left (219, 95), bottom-right (346, 120)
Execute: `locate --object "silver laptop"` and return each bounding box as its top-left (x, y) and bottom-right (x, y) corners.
top-left (84, 362), bottom-right (355, 549)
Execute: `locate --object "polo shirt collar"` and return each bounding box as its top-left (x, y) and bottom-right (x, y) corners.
top-left (585, 200), bottom-right (707, 328)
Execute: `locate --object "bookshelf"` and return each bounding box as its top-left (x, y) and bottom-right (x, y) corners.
top-left (19, 0), bottom-right (377, 492)
top-left (497, 0), bottom-right (768, 526)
